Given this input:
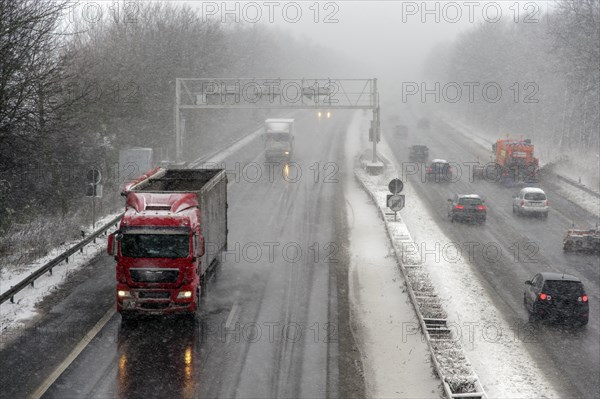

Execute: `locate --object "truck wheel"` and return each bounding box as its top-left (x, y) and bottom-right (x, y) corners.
top-left (563, 242), bottom-right (573, 252)
top-left (120, 312), bottom-right (136, 327)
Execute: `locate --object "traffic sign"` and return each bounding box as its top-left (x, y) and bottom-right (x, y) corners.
top-left (86, 168), bottom-right (102, 185)
top-left (387, 194), bottom-right (405, 211)
top-left (388, 178), bottom-right (404, 194)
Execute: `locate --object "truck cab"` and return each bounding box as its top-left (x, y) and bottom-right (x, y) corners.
top-left (108, 168), bottom-right (227, 318)
top-left (263, 118), bottom-right (294, 162)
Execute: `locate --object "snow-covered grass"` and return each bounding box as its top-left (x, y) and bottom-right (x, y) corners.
top-left (344, 112), bottom-right (442, 398)
top-left (0, 212), bottom-right (120, 334)
top-left (355, 122), bottom-right (561, 398)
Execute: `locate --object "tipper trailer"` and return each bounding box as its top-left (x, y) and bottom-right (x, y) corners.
top-left (108, 167), bottom-right (227, 317)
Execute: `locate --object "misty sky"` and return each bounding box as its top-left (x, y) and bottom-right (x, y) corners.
top-left (185, 1), bottom-right (554, 103)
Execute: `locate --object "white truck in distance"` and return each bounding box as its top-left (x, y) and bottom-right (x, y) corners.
top-left (263, 118), bottom-right (294, 162)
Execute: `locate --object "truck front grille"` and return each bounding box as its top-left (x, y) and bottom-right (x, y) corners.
top-left (138, 291), bottom-right (171, 299)
top-left (140, 302), bottom-right (170, 310)
top-left (130, 268), bottom-right (179, 283)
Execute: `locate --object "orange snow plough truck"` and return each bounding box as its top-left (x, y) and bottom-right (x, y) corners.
top-left (107, 167), bottom-right (227, 319)
top-left (475, 139), bottom-right (539, 184)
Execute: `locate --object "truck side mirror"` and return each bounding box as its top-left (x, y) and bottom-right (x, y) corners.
top-left (107, 233), bottom-right (115, 257)
top-left (193, 234), bottom-right (205, 258)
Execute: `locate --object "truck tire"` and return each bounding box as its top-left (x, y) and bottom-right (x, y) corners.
top-left (563, 241), bottom-right (573, 252)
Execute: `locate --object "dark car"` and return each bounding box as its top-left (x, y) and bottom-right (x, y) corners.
top-left (394, 124), bottom-right (408, 138)
top-left (524, 272), bottom-right (589, 326)
top-left (447, 194), bottom-right (487, 224)
top-left (426, 159), bottom-right (453, 182)
top-left (409, 145), bottom-right (429, 163)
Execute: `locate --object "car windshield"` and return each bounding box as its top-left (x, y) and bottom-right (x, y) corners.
top-left (524, 192), bottom-right (546, 200)
top-left (459, 198), bottom-right (482, 206)
top-left (121, 234), bottom-right (189, 258)
top-left (543, 280), bottom-right (584, 297)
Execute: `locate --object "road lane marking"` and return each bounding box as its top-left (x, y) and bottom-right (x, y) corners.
top-left (30, 307), bottom-right (116, 399)
top-left (225, 303), bottom-right (239, 330)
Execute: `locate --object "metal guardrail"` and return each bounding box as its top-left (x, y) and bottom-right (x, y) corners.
top-left (0, 213), bottom-right (124, 305)
top-left (555, 174), bottom-right (600, 199)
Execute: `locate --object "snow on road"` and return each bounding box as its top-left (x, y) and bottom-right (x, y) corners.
top-left (344, 112), bottom-right (441, 398)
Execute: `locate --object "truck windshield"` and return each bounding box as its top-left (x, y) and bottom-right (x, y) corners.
top-left (121, 234), bottom-right (189, 258)
top-left (266, 133), bottom-right (290, 142)
top-left (266, 123), bottom-right (290, 132)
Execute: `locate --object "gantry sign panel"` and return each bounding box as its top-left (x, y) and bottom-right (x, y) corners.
top-left (175, 78), bottom-right (378, 110)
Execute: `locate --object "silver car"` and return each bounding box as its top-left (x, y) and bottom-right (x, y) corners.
top-left (513, 187), bottom-right (549, 218)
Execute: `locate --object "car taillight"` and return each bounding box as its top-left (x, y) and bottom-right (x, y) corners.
top-left (476, 205), bottom-right (486, 211)
top-left (539, 293), bottom-right (551, 300)
top-left (454, 205), bottom-right (464, 210)
top-left (427, 167), bottom-right (432, 173)
top-left (520, 200), bottom-right (525, 206)
top-left (579, 295), bottom-right (588, 303)
top-left (545, 200), bottom-right (548, 206)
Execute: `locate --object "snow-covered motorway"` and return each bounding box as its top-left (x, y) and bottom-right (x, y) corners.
top-left (0, 112), bottom-right (364, 399)
top-left (385, 109), bottom-right (600, 399)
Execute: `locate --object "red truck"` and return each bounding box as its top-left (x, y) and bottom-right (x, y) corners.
top-left (107, 167), bottom-right (227, 318)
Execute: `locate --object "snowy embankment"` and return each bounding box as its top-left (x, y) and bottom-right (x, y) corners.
top-left (441, 115), bottom-right (600, 217)
top-left (344, 112), bottom-right (441, 398)
top-left (0, 212), bottom-right (121, 328)
top-left (347, 111), bottom-right (561, 398)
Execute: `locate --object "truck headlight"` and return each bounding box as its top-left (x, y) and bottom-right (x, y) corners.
top-left (177, 291), bottom-right (192, 299)
top-left (118, 290), bottom-right (131, 298)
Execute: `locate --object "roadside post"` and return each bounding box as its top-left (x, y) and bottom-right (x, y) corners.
top-left (85, 168), bottom-right (103, 229)
top-left (387, 178), bottom-right (405, 221)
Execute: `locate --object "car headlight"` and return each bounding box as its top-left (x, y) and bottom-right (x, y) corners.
top-left (118, 290), bottom-right (131, 298)
top-left (177, 291), bottom-right (193, 299)
top-left (284, 151), bottom-right (290, 155)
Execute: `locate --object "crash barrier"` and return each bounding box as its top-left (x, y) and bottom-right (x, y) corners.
top-left (555, 174), bottom-right (600, 199)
